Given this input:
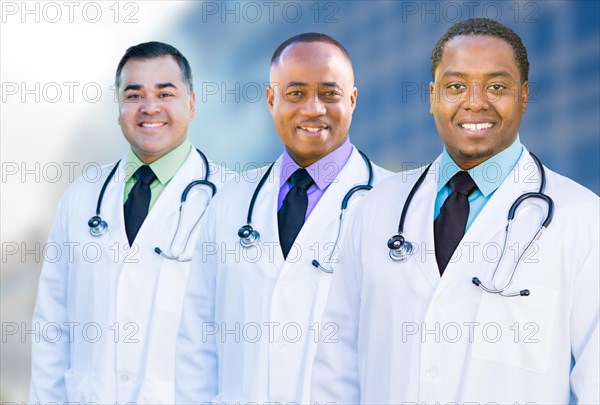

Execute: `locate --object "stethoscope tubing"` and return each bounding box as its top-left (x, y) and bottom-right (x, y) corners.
top-left (388, 152), bottom-right (554, 297)
top-left (238, 150), bottom-right (374, 273)
top-left (88, 148), bottom-right (216, 261)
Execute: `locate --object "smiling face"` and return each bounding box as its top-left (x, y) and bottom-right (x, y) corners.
top-left (117, 56), bottom-right (195, 164)
top-left (429, 35), bottom-right (529, 170)
top-left (267, 41), bottom-right (357, 167)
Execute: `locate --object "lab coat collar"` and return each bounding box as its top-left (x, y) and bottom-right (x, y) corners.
top-left (126, 147), bottom-right (209, 249)
top-left (253, 155), bottom-right (287, 268)
top-left (401, 155), bottom-right (444, 289)
top-left (290, 147), bottom-right (370, 265)
top-left (435, 148), bottom-right (542, 294)
top-left (437, 135), bottom-right (524, 197)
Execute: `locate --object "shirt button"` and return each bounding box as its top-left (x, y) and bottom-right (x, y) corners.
top-left (120, 374), bottom-right (130, 382)
top-left (426, 367), bottom-right (438, 380)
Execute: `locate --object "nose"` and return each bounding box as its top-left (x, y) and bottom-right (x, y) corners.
top-left (300, 93), bottom-right (326, 117)
top-left (140, 97), bottom-right (161, 115)
top-left (464, 83), bottom-right (490, 112)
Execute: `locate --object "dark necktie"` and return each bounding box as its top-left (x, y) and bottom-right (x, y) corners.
top-left (434, 171), bottom-right (478, 274)
top-left (278, 168), bottom-right (314, 259)
top-left (124, 165), bottom-right (156, 245)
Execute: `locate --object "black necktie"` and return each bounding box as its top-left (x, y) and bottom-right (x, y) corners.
top-left (434, 171), bottom-right (478, 274)
top-left (278, 168), bottom-right (314, 259)
top-left (124, 165), bottom-right (156, 245)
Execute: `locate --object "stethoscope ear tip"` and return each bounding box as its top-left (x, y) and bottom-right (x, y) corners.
top-left (472, 277), bottom-right (482, 286)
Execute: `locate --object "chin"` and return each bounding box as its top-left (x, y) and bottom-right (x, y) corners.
top-left (457, 147), bottom-right (495, 162)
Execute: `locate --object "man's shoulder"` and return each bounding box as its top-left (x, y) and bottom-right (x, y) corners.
top-left (373, 165), bottom-right (429, 193)
top-left (350, 164), bottom-right (430, 215)
top-left (208, 163), bottom-right (276, 204)
top-left (63, 160), bottom-right (121, 195)
top-left (369, 161), bottom-right (395, 183)
top-left (544, 166), bottom-right (599, 213)
top-left (546, 166), bottom-right (597, 196)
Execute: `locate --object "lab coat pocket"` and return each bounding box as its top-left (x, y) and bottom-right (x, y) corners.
top-left (154, 262), bottom-right (190, 313)
top-left (64, 369), bottom-right (90, 404)
top-left (472, 285), bottom-right (558, 373)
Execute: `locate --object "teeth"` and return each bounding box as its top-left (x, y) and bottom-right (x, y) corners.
top-left (141, 122), bottom-right (164, 128)
top-left (301, 127), bottom-right (324, 133)
top-left (461, 123), bottom-right (493, 131)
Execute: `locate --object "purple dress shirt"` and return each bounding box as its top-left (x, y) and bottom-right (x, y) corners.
top-left (277, 138), bottom-right (353, 220)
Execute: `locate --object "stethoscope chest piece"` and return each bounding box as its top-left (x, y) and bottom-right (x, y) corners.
top-left (387, 234), bottom-right (413, 262)
top-left (238, 225), bottom-right (260, 248)
top-left (88, 215), bottom-right (108, 237)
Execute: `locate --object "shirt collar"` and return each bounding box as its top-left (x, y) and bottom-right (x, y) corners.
top-left (437, 135), bottom-right (523, 196)
top-left (280, 137), bottom-right (353, 190)
top-left (125, 139), bottom-right (192, 185)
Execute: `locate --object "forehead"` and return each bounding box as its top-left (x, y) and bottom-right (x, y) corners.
top-left (119, 56), bottom-right (184, 85)
top-left (436, 35), bottom-right (520, 80)
top-left (270, 42), bottom-right (354, 84)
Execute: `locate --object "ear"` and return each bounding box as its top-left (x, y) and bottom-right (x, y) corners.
top-left (266, 85), bottom-right (275, 114)
top-left (429, 82), bottom-right (435, 115)
top-left (350, 86), bottom-right (358, 110)
top-left (189, 92), bottom-right (196, 118)
top-left (520, 81), bottom-right (529, 113)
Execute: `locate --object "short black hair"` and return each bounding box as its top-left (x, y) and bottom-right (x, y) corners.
top-left (115, 41), bottom-right (193, 93)
top-left (431, 18), bottom-right (529, 83)
top-left (271, 32), bottom-right (352, 67)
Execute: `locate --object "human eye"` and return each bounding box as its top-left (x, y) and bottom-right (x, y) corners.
top-left (158, 92), bottom-right (174, 98)
top-left (124, 92), bottom-right (141, 102)
top-left (485, 83), bottom-right (508, 101)
top-left (284, 88), bottom-right (304, 102)
top-left (488, 83), bottom-right (506, 92)
top-left (322, 92), bottom-right (341, 103)
top-left (446, 83), bottom-right (466, 92)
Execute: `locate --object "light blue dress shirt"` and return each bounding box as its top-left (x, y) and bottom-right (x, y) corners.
top-left (434, 136), bottom-right (524, 230)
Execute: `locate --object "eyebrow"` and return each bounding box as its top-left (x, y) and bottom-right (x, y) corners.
top-left (284, 81), bottom-right (341, 88)
top-left (320, 82), bottom-right (341, 88)
top-left (441, 70), bottom-right (514, 80)
top-left (122, 82), bottom-right (178, 92)
top-left (156, 82), bottom-right (178, 90)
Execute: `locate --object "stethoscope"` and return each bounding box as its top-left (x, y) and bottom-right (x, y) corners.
top-left (88, 148), bottom-right (216, 262)
top-left (387, 152), bottom-right (554, 297)
top-left (237, 150), bottom-right (374, 274)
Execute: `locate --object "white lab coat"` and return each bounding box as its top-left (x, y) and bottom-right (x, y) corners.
top-left (176, 147), bottom-right (392, 404)
top-left (311, 149), bottom-right (600, 404)
top-left (29, 148), bottom-right (231, 404)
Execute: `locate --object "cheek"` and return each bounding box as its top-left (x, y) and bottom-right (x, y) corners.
top-left (118, 105), bottom-right (135, 124)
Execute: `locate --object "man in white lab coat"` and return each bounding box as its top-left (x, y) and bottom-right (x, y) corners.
top-left (175, 33), bottom-right (391, 404)
top-left (29, 42), bottom-right (229, 404)
top-left (311, 18), bottom-right (599, 404)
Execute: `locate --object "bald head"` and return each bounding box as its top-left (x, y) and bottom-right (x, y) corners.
top-left (271, 32), bottom-right (354, 70)
top-left (269, 41), bottom-right (355, 84)
top-left (266, 39), bottom-right (358, 167)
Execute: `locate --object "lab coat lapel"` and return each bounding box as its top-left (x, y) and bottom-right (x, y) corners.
top-left (104, 153), bottom-right (129, 248)
top-left (401, 156), bottom-right (443, 289)
top-left (254, 156), bottom-right (286, 269)
top-left (134, 149), bottom-right (206, 249)
top-left (437, 149), bottom-right (540, 292)
top-left (293, 148), bottom-right (369, 255)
